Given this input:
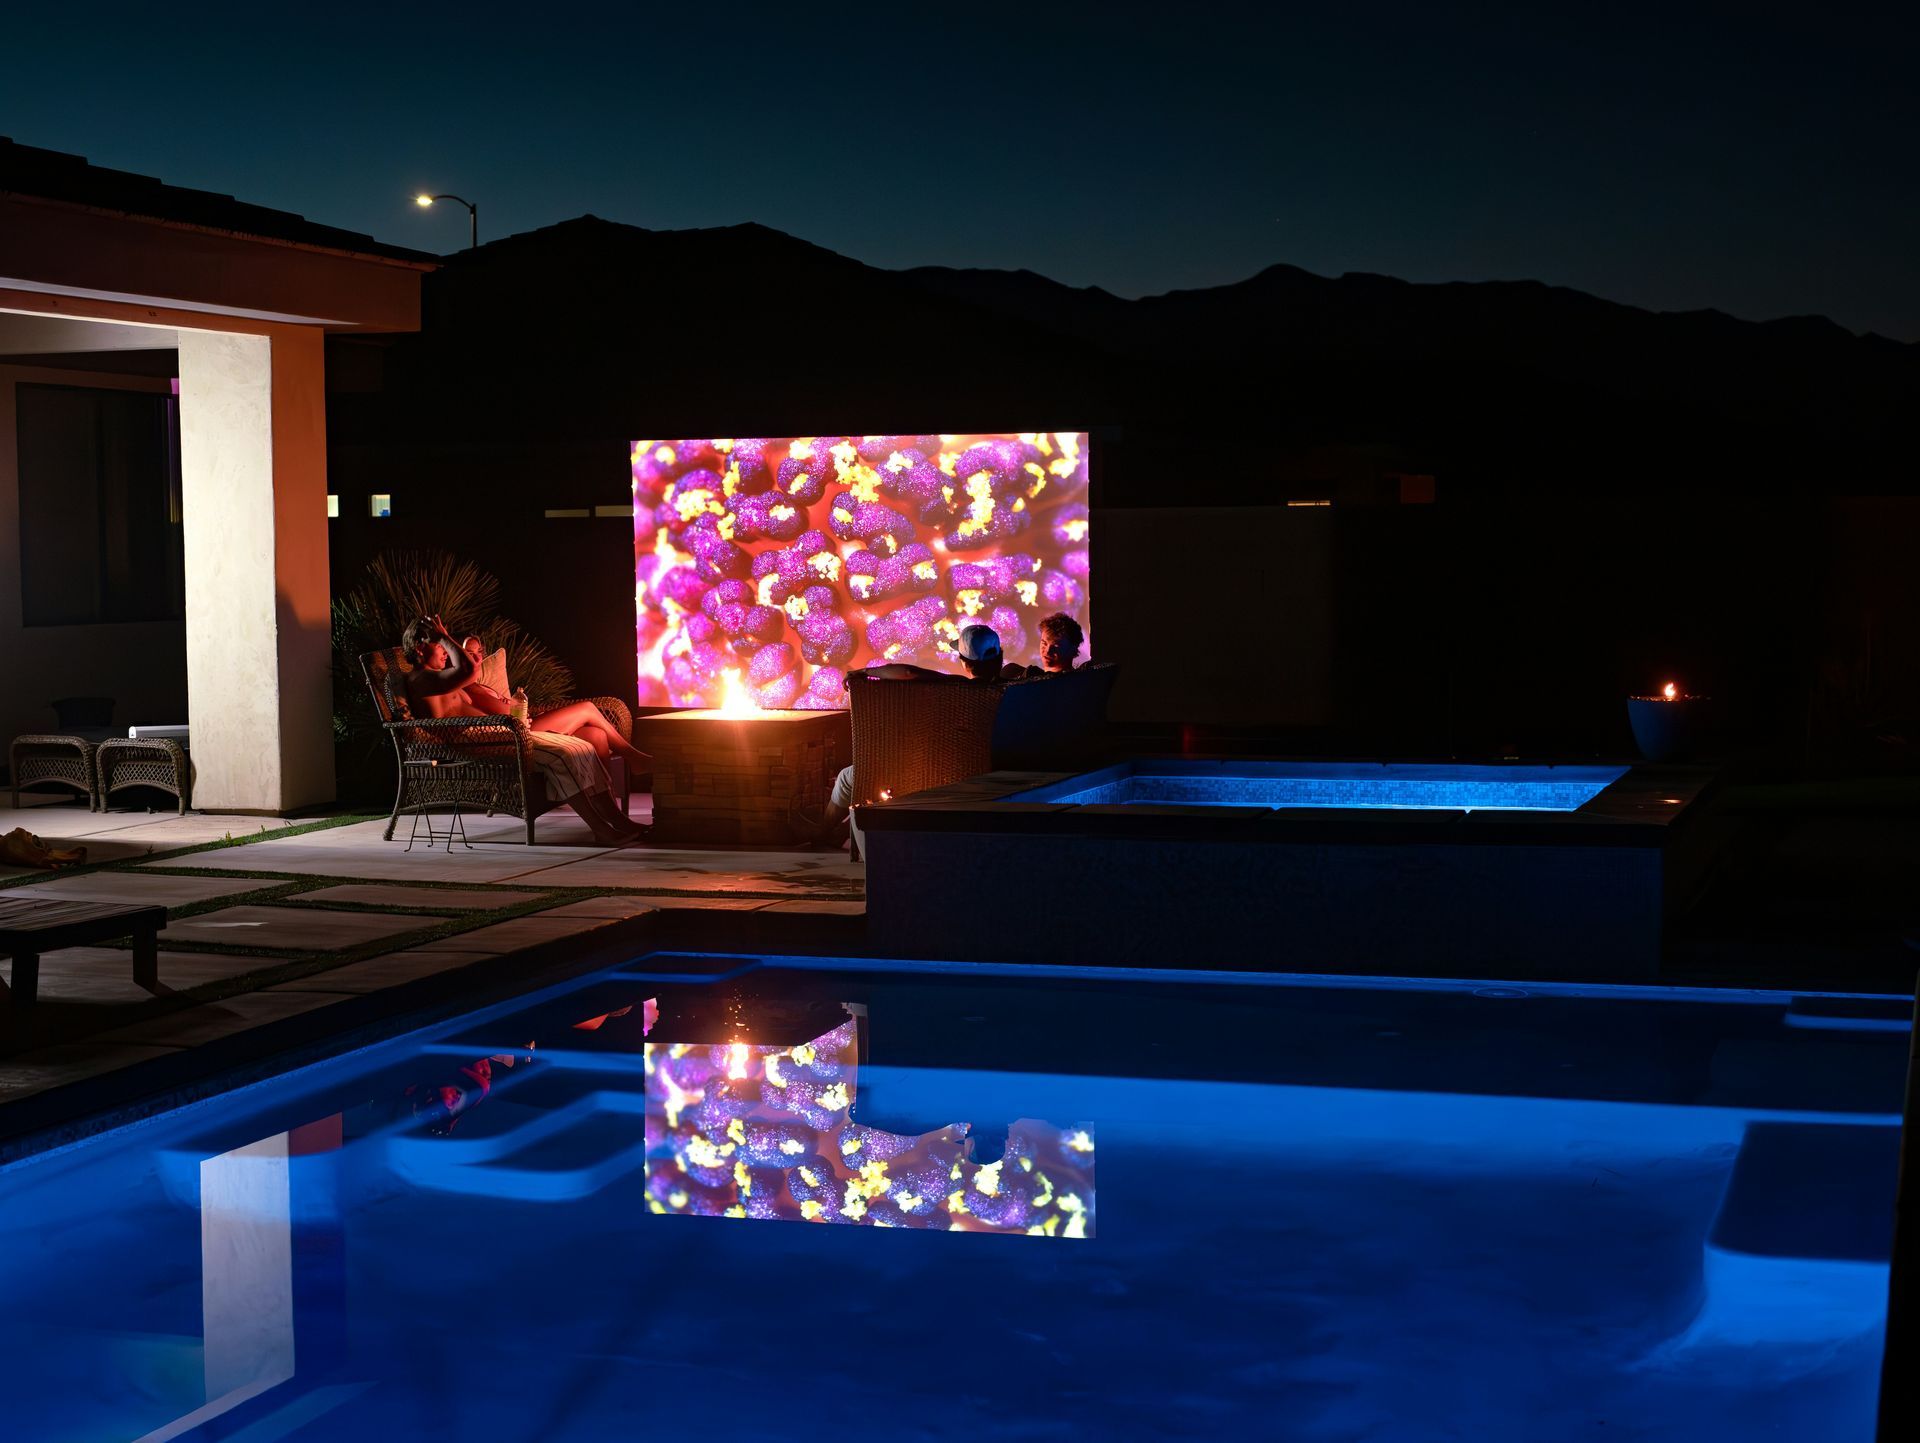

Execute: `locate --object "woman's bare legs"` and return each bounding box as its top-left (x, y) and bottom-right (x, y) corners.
top-left (531, 702), bottom-right (652, 773)
top-left (576, 723), bottom-right (613, 761)
top-left (569, 787), bottom-right (642, 845)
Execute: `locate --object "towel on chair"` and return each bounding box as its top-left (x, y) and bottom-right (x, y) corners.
top-left (526, 732), bottom-right (610, 803)
top-left (1, 828), bottom-right (87, 869)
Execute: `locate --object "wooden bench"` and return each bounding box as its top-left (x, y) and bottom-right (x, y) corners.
top-left (0, 896), bottom-right (168, 1018)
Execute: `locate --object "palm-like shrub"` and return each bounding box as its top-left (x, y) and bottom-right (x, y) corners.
top-left (331, 550), bottom-right (577, 797)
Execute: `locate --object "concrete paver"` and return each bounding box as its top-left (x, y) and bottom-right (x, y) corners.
top-left (3, 947), bottom-right (272, 1006)
top-left (0, 1043), bottom-right (184, 1103)
top-left (89, 988), bottom-right (345, 1049)
top-left (159, 905), bottom-right (430, 952)
top-left (640, 897), bottom-right (773, 911)
top-left (295, 884), bottom-right (553, 910)
top-left (422, 914), bottom-right (626, 954)
top-left (533, 897), bottom-right (660, 921)
top-left (4, 873), bottom-right (269, 907)
top-left (266, 950), bottom-right (501, 994)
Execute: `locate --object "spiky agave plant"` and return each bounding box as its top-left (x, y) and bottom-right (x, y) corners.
top-left (476, 619), bottom-right (574, 713)
top-left (349, 550), bottom-right (503, 649)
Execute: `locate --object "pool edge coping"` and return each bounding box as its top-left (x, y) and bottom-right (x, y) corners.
top-left (861, 758), bottom-right (1718, 847)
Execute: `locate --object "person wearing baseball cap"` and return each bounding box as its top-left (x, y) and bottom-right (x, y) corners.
top-left (953, 623), bottom-right (1012, 681)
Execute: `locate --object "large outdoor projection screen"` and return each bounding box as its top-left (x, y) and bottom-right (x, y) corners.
top-left (632, 434), bottom-right (1089, 708)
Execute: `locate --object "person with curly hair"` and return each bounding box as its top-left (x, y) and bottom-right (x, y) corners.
top-left (1004, 612), bottom-right (1086, 679)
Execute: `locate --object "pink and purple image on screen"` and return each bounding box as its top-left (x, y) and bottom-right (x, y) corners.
top-left (632, 433), bottom-right (1090, 708)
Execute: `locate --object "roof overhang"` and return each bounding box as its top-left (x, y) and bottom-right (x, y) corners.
top-left (0, 192), bottom-right (431, 333)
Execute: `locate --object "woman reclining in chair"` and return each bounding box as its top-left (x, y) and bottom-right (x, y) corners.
top-left (401, 614), bottom-right (644, 844)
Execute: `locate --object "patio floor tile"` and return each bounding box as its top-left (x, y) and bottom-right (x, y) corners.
top-left (510, 852), bottom-right (859, 892)
top-left (419, 914), bottom-right (626, 954)
top-left (0, 1042), bottom-right (184, 1102)
top-left (267, 949), bottom-right (500, 994)
top-left (533, 897), bottom-right (660, 921)
top-left (294, 884), bottom-right (553, 910)
top-left (152, 846), bottom-right (549, 884)
top-left (159, 905), bottom-right (430, 952)
top-left (2, 873), bottom-right (269, 907)
top-left (2, 947), bottom-right (271, 1006)
top-left (88, 988), bottom-right (345, 1049)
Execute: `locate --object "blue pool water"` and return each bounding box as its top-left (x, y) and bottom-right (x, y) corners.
top-left (1014, 761), bottom-right (1630, 811)
top-left (0, 956), bottom-right (1904, 1442)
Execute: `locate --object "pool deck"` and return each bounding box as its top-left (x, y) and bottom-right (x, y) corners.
top-left (0, 792), bottom-right (862, 1156)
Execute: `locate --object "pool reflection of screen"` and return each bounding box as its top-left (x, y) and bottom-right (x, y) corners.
top-left (385, 997), bottom-right (1094, 1236)
top-left (646, 1005), bottom-right (1095, 1236)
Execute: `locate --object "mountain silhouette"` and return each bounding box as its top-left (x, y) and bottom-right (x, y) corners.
top-left (342, 215), bottom-right (1915, 507)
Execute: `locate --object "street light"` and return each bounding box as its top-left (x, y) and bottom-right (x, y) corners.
top-left (414, 192), bottom-right (477, 250)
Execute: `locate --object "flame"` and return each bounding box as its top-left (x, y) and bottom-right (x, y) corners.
top-left (718, 669), bottom-right (760, 718)
top-left (1662, 682), bottom-right (1678, 701)
top-left (879, 789), bottom-right (892, 802)
top-left (728, 1042), bottom-right (750, 1080)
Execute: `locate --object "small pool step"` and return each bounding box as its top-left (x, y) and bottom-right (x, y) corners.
top-left (1784, 996), bottom-right (1913, 1034)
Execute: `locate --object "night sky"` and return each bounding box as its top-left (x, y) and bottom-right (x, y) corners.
top-left (7, 3), bottom-right (1916, 339)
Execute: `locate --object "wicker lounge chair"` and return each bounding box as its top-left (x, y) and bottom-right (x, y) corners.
top-left (844, 672), bottom-right (1004, 811)
top-left (359, 648), bottom-right (635, 845)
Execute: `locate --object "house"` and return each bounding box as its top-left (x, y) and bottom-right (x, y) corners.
top-left (1, 137), bottom-right (433, 812)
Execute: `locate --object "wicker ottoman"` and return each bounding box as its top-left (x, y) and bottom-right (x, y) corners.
top-left (97, 738), bottom-right (191, 815)
top-left (9, 734), bottom-right (100, 810)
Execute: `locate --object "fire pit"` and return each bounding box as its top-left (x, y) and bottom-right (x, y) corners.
top-left (635, 676), bottom-right (849, 846)
top-left (1627, 680), bottom-right (1711, 762)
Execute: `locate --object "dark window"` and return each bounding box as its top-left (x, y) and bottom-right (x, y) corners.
top-left (16, 382), bottom-right (184, 626)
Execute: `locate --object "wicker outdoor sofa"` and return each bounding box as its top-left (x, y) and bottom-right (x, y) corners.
top-left (359, 648), bottom-right (634, 845)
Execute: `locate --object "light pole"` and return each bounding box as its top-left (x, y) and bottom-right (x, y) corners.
top-left (414, 192), bottom-right (477, 249)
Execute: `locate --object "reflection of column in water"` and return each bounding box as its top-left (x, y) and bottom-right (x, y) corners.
top-left (200, 1133), bottom-right (296, 1405)
top-left (289, 1115), bottom-right (349, 1376)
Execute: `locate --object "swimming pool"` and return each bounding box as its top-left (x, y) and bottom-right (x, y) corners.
top-left (0, 955), bottom-right (1904, 1441)
top-left (1013, 760), bottom-right (1630, 812)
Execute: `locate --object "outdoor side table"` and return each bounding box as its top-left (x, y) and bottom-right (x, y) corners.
top-left (402, 758), bottom-right (477, 853)
top-left (97, 737), bottom-right (192, 815)
top-left (10, 734), bottom-right (101, 810)
top-left (0, 896), bottom-right (168, 1031)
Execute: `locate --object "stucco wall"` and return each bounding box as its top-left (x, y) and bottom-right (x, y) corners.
top-left (0, 363), bottom-right (187, 763)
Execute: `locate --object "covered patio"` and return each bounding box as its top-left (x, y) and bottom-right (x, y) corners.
top-left (2, 138), bottom-right (430, 815)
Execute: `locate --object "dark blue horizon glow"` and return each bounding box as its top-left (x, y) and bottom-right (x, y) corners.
top-left (3, 6), bottom-right (1916, 339)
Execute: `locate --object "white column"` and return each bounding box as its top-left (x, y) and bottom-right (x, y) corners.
top-left (176, 328), bottom-right (335, 812)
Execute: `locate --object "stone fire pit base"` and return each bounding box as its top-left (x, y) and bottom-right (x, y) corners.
top-left (635, 709), bottom-right (850, 846)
